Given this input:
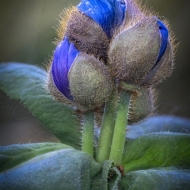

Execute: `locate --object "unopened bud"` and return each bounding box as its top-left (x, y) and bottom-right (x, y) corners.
top-left (128, 87), bottom-right (156, 124)
top-left (108, 16), bottom-right (174, 86)
top-left (77, 0), bottom-right (127, 38)
top-left (48, 37), bottom-right (113, 110)
top-left (69, 53), bottom-right (114, 109)
top-left (65, 9), bottom-right (109, 63)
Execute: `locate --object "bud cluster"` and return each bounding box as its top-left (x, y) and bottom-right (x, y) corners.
top-left (47, 0), bottom-right (175, 122)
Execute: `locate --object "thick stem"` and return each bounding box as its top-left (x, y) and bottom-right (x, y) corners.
top-left (96, 89), bottom-right (118, 164)
top-left (81, 112), bottom-right (94, 157)
top-left (109, 91), bottom-right (131, 165)
top-left (120, 82), bottom-right (140, 94)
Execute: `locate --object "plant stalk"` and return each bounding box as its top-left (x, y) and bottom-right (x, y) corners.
top-left (109, 90), bottom-right (131, 165)
top-left (81, 111), bottom-right (94, 157)
top-left (96, 89), bottom-right (118, 164)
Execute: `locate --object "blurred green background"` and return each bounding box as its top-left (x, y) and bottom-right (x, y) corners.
top-left (0, 0), bottom-right (190, 145)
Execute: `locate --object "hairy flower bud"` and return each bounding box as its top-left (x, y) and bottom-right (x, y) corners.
top-left (48, 37), bottom-right (114, 110)
top-left (69, 53), bottom-right (114, 109)
top-left (60, 0), bottom-right (127, 63)
top-left (77, 0), bottom-right (127, 38)
top-left (128, 87), bottom-right (156, 124)
top-left (64, 9), bottom-right (109, 63)
top-left (108, 16), bottom-right (174, 86)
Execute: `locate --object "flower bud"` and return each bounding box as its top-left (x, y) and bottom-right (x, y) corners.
top-left (48, 37), bottom-right (114, 110)
top-left (128, 87), bottom-right (156, 124)
top-left (77, 0), bottom-right (127, 38)
top-left (47, 37), bottom-right (80, 107)
top-left (108, 16), bottom-right (174, 86)
top-left (60, 0), bottom-right (127, 63)
top-left (69, 52), bottom-right (114, 109)
top-left (64, 9), bottom-right (109, 63)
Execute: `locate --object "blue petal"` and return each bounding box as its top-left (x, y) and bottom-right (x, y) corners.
top-left (156, 20), bottom-right (168, 63)
top-left (140, 20), bottom-right (169, 85)
top-left (51, 37), bottom-right (80, 101)
top-left (77, 0), bottom-right (126, 38)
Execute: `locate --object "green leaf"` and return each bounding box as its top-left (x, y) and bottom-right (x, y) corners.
top-left (0, 63), bottom-right (81, 149)
top-left (120, 168), bottom-right (190, 190)
top-left (0, 143), bottom-right (72, 173)
top-left (122, 133), bottom-right (190, 172)
top-left (0, 144), bottom-right (101, 190)
top-left (127, 115), bottom-right (190, 140)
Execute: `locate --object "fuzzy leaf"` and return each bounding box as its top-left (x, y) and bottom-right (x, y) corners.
top-left (120, 168), bottom-right (190, 190)
top-left (0, 143), bottom-right (101, 190)
top-left (0, 143), bottom-right (72, 173)
top-left (0, 63), bottom-right (81, 149)
top-left (123, 133), bottom-right (190, 172)
top-left (127, 115), bottom-right (190, 140)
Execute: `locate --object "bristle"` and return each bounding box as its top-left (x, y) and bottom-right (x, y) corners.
top-left (164, 19), bottom-right (178, 71)
top-left (44, 56), bottom-right (53, 72)
top-left (55, 6), bottom-right (77, 44)
top-left (149, 87), bottom-right (158, 113)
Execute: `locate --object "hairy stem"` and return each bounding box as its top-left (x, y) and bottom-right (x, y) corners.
top-left (109, 91), bottom-right (131, 165)
top-left (96, 89), bottom-right (118, 164)
top-left (82, 112), bottom-right (94, 157)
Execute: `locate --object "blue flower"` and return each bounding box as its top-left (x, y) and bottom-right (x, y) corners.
top-left (142, 19), bottom-right (170, 85)
top-left (77, 0), bottom-right (127, 38)
top-left (156, 20), bottom-right (169, 63)
top-left (51, 37), bottom-right (79, 101)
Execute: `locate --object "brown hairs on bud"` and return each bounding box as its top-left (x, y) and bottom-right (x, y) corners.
top-left (56, 7), bottom-right (109, 63)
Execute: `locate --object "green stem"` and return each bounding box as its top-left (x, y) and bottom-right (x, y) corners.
top-left (96, 89), bottom-right (118, 164)
top-left (109, 91), bottom-right (131, 165)
top-left (120, 81), bottom-right (140, 94)
top-left (82, 112), bottom-right (94, 157)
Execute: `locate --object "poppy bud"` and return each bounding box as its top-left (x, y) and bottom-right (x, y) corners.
top-left (108, 16), bottom-right (174, 86)
top-left (64, 9), bottom-right (109, 63)
top-left (77, 0), bottom-right (127, 38)
top-left (128, 87), bottom-right (156, 124)
top-left (69, 52), bottom-right (114, 109)
top-left (60, 0), bottom-right (127, 63)
top-left (48, 37), bottom-right (114, 110)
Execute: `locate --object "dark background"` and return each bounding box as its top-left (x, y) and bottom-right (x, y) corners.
top-left (0, 0), bottom-right (190, 145)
